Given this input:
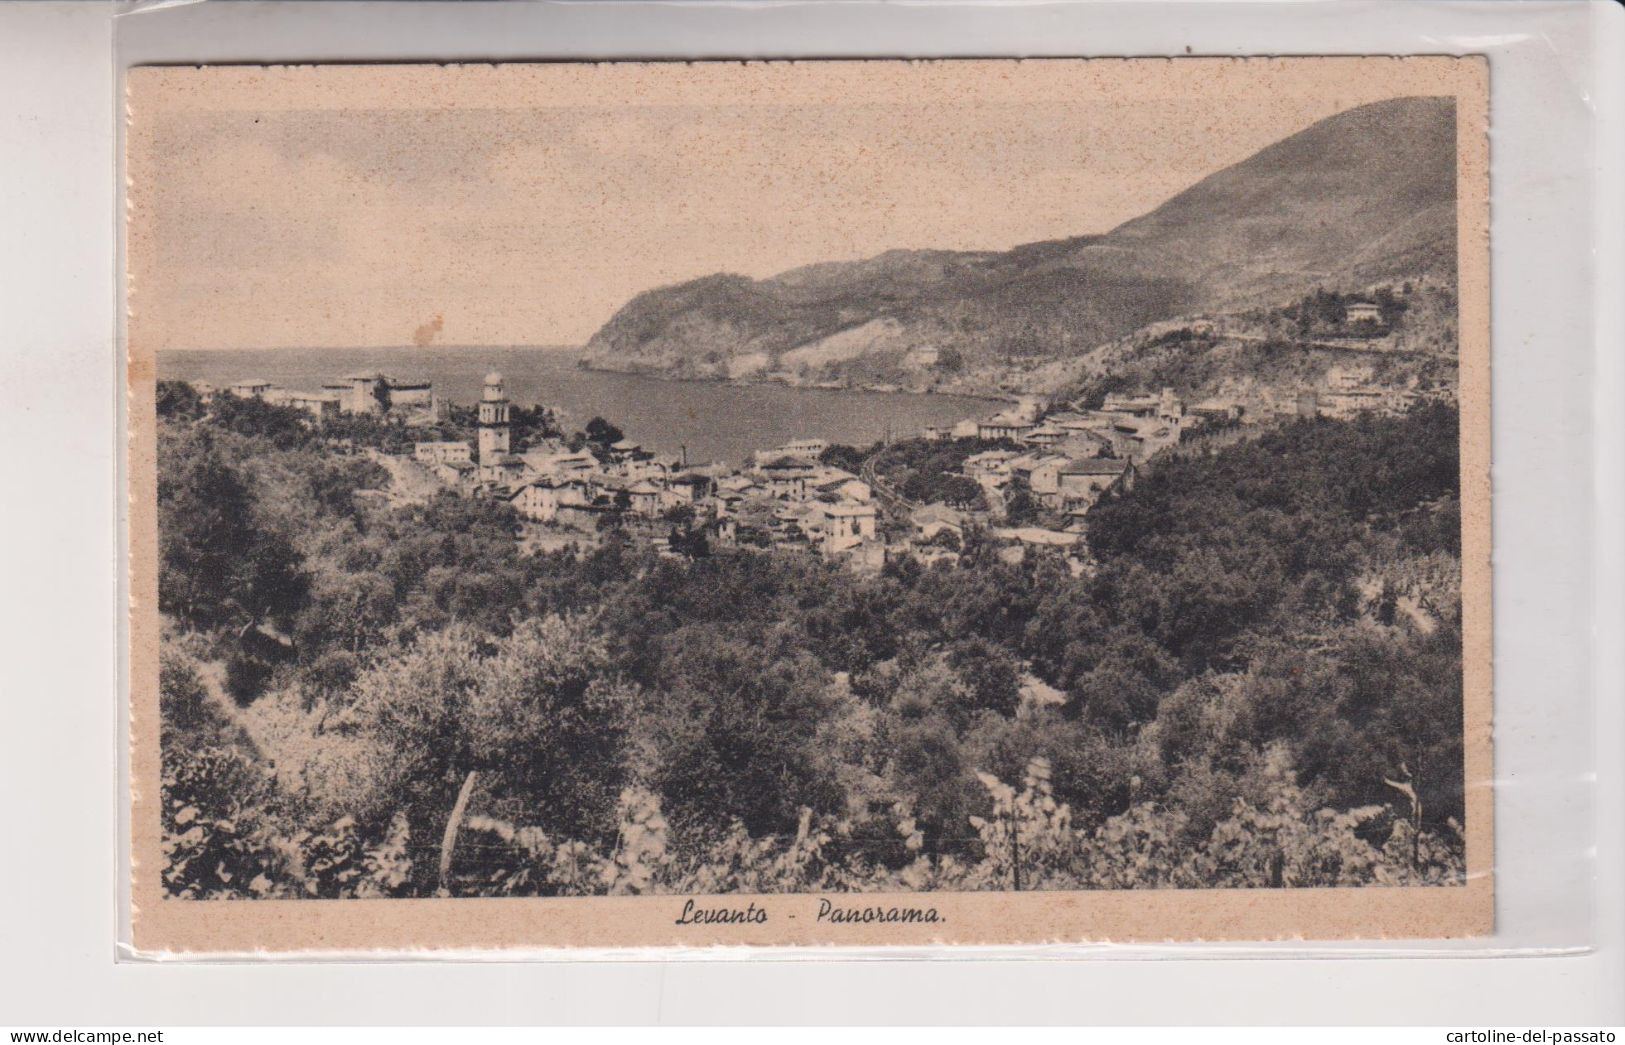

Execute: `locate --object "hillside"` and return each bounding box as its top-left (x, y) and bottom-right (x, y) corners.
top-left (1016, 275), bottom-right (1463, 411)
top-left (581, 96), bottom-right (1458, 388)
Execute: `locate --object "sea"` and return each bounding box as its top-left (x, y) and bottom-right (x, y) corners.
top-left (158, 346), bottom-right (1001, 466)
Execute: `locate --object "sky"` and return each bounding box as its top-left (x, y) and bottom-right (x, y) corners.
top-left (128, 60), bottom-right (1465, 351)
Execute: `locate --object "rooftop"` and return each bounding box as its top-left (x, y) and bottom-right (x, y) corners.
top-left (1009, 453), bottom-right (1068, 471)
top-left (760, 455), bottom-right (817, 472)
top-left (995, 527), bottom-right (1080, 547)
top-left (1061, 458), bottom-right (1129, 476)
top-left (911, 504), bottom-right (965, 526)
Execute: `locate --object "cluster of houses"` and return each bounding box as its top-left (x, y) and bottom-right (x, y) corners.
top-left (962, 451), bottom-right (1136, 532)
top-left (415, 372), bottom-right (886, 564)
top-left (926, 363), bottom-right (1429, 457)
top-left (203, 362), bottom-right (1438, 574)
top-left (899, 394), bottom-right (1177, 569)
top-left (408, 374), bottom-right (1169, 572)
top-left (933, 386), bottom-right (1245, 464)
top-left (207, 371), bottom-right (441, 423)
top-left (925, 387), bottom-right (1241, 465)
top-left (399, 372), bottom-right (1159, 573)
top-left (1304, 365), bottom-right (1431, 420)
top-left (1251, 365), bottom-right (1442, 422)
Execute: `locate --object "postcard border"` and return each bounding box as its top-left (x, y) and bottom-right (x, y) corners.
top-left (126, 55), bottom-right (1492, 954)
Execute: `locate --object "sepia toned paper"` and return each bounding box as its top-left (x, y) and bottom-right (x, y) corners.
top-left (127, 57), bottom-right (1491, 953)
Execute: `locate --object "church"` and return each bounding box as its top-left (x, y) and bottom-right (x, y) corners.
top-left (475, 370), bottom-right (526, 485)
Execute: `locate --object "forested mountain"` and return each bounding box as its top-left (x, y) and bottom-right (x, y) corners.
top-left (581, 97), bottom-right (1457, 382)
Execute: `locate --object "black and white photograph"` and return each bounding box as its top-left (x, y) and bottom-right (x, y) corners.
top-left (127, 58), bottom-right (1492, 949)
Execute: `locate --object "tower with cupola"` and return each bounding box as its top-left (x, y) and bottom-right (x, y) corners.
top-left (477, 370), bottom-right (511, 463)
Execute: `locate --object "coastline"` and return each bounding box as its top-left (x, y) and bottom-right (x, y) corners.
top-left (158, 345), bottom-right (1009, 464)
top-left (572, 354), bottom-right (1020, 406)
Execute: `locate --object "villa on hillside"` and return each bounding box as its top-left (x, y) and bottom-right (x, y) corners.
top-left (1344, 300), bottom-right (1386, 328)
top-left (228, 378), bottom-right (274, 398)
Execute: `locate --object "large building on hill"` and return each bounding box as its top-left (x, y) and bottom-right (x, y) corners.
top-left (320, 371), bottom-right (438, 416)
top-left (387, 378), bottom-right (434, 410)
top-left (268, 389), bottom-right (340, 423)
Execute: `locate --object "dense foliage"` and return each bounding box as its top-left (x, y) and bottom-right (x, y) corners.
top-left (868, 437), bottom-right (1014, 509)
top-left (155, 383), bottom-right (1466, 896)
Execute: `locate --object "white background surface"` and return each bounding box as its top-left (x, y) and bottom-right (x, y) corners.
top-left (1, 0), bottom-right (1621, 1025)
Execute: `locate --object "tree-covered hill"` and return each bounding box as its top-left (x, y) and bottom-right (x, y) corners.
top-left (155, 387), bottom-right (1466, 897)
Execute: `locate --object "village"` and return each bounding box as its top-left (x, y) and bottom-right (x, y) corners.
top-left (200, 358), bottom-right (1438, 575)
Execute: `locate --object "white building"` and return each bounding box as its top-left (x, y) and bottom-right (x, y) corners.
top-left (1345, 301), bottom-right (1385, 327)
top-left (414, 441), bottom-right (473, 466)
top-left (229, 379), bottom-right (274, 399)
top-left (812, 502), bottom-right (878, 554)
top-left (775, 438), bottom-right (829, 459)
top-left (978, 413), bottom-right (1037, 442)
top-left (507, 476), bottom-right (592, 523)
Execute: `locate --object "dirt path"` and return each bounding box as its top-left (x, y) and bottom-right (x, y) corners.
top-left (193, 659), bottom-right (265, 760)
top-left (1222, 330), bottom-right (1432, 358)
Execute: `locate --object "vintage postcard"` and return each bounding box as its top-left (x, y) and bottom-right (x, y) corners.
top-left (127, 57), bottom-right (1491, 952)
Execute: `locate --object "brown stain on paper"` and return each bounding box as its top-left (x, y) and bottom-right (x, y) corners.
top-left (412, 313), bottom-right (444, 347)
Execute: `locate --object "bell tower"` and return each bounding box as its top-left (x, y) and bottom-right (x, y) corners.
top-left (477, 370), bottom-right (511, 462)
